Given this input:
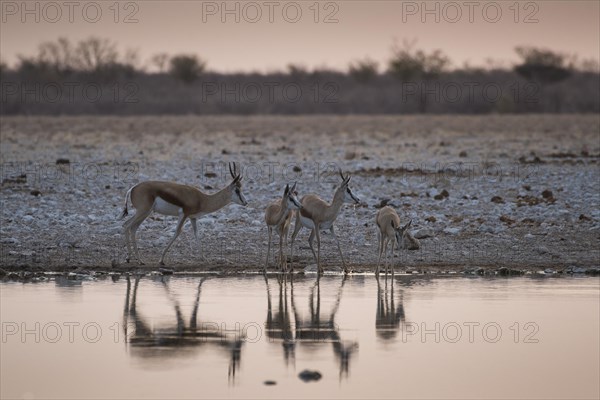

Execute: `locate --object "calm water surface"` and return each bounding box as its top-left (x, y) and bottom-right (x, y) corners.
top-left (1, 275), bottom-right (599, 399)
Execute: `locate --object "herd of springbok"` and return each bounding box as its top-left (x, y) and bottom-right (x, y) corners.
top-left (121, 162), bottom-right (420, 275)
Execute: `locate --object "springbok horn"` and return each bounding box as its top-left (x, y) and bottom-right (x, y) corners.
top-left (229, 162), bottom-right (236, 179)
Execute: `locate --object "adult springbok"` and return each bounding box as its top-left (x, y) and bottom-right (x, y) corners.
top-left (264, 183), bottom-right (302, 272)
top-left (375, 206), bottom-right (419, 276)
top-left (290, 170), bottom-right (360, 274)
top-left (121, 162), bottom-right (248, 265)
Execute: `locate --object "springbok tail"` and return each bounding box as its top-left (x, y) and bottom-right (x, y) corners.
top-left (120, 186), bottom-right (134, 219)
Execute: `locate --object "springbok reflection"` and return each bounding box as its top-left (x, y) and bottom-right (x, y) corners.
top-left (264, 275), bottom-right (358, 379)
top-left (123, 276), bottom-right (244, 383)
top-left (264, 275), bottom-right (296, 366)
top-left (375, 275), bottom-right (406, 341)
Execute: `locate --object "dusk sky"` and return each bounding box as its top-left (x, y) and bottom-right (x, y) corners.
top-left (1, 1), bottom-right (599, 72)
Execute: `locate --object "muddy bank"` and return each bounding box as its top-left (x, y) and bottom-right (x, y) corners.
top-left (1, 264), bottom-right (599, 283)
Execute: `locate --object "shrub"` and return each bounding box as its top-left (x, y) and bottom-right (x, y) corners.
top-left (169, 55), bottom-right (206, 83)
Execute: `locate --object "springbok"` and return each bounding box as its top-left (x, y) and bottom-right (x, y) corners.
top-left (121, 162), bottom-right (248, 265)
top-left (290, 170), bottom-right (360, 274)
top-left (375, 206), bottom-right (419, 276)
top-left (264, 183), bottom-right (302, 272)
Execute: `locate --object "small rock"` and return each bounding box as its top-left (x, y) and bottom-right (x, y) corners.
top-left (298, 370), bottom-right (322, 382)
top-left (537, 246), bottom-right (550, 254)
top-left (433, 190), bottom-right (449, 200)
top-left (579, 214), bottom-right (592, 222)
top-left (425, 216), bottom-right (437, 223)
top-left (459, 150), bottom-right (468, 157)
top-left (344, 151), bottom-right (357, 160)
top-left (443, 227), bottom-right (460, 235)
top-left (499, 215), bottom-right (515, 225)
top-left (478, 225), bottom-right (495, 234)
top-left (56, 158), bottom-right (70, 165)
top-left (264, 380), bottom-right (277, 386)
top-left (491, 196), bottom-right (504, 204)
top-left (497, 267), bottom-right (524, 276)
top-left (30, 190), bottom-right (42, 196)
top-left (585, 268), bottom-right (600, 276)
top-left (414, 228), bottom-right (434, 239)
top-left (541, 190), bottom-right (553, 199)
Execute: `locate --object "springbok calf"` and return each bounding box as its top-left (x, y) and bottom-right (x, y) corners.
top-left (264, 183), bottom-right (302, 272)
top-left (375, 206), bottom-right (419, 276)
top-left (121, 162), bottom-right (248, 265)
top-left (290, 170), bottom-right (360, 274)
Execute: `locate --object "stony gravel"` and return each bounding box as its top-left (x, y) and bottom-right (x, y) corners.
top-left (1, 115), bottom-right (599, 275)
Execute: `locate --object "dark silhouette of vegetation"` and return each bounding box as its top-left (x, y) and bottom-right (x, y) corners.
top-left (287, 63), bottom-right (309, 79)
top-left (169, 55), bottom-right (205, 84)
top-left (388, 41), bottom-right (450, 80)
top-left (349, 58), bottom-right (379, 83)
top-left (15, 37), bottom-right (137, 81)
top-left (151, 53), bottom-right (170, 73)
top-left (387, 41), bottom-right (451, 112)
top-left (1, 38), bottom-right (598, 115)
top-left (514, 47), bottom-right (574, 112)
top-left (514, 46), bottom-right (572, 84)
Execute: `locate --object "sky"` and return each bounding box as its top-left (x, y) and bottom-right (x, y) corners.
top-left (1, 0), bottom-right (599, 72)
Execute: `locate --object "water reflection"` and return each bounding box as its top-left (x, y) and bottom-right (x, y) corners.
top-left (376, 275), bottom-right (406, 342)
top-left (264, 275), bottom-right (296, 366)
top-left (2, 275), bottom-right (599, 399)
top-left (121, 274), bottom-right (419, 382)
top-left (123, 276), bottom-right (244, 382)
top-left (264, 275), bottom-right (359, 380)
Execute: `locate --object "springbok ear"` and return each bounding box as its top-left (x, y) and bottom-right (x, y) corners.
top-left (284, 184), bottom-right (289, 194)
top-left (291, 181), bottom-right (297, 192)
top-left (402, 220), bottom-right (412, 231)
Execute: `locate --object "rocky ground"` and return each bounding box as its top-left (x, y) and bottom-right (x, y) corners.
top-left (1, 115), bottom-right (599, 278)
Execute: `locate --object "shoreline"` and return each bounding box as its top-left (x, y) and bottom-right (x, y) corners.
top-left (1, 263), bottom-right (599, 282)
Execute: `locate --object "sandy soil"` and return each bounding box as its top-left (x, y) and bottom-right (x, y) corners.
top-left (1, 115), bottom-right (599, 276)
